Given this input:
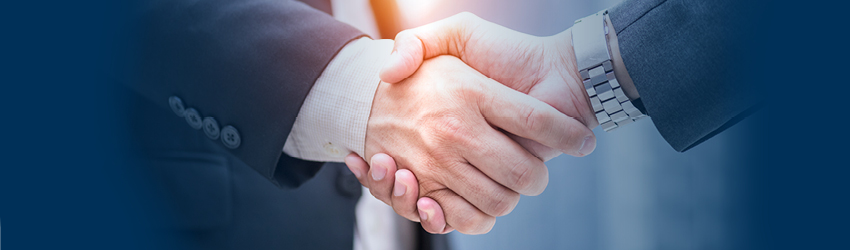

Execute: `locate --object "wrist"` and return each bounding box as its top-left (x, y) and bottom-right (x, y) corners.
top-left (549, 29), bottom-right (600, 128)
top-left (568, 10), bottom-right (646, 132)
top-left (283, 38), bottom-right (394, 161)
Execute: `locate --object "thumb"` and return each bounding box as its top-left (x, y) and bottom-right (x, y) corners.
top-left (379, 12), bottom-right (482, 83)
top-left (379, 31), bottom-right (425, 83)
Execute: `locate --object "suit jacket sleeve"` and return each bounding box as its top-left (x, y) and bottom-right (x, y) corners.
top-left (129, 0), bottom-right (365, 188)
top-left (609, 0), bottom-right (758, 152)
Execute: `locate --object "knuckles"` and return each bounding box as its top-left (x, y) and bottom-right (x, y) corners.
top-left (509, 157), bottom-right (537, 194)
top-left (431, 115), bottom-right (465, 139)
top-left (525, 165), bottom-right (549, 196)
top-left (521, 104), bottom-right (555, 135)
top-left (423, 188), bottom-right (494, 235)
top-left (508, 157), bottom-right (548, 196)
top-left (453, 212), bottom-right (496, 235)
top-left (486, 190), bottom-right (520, 217)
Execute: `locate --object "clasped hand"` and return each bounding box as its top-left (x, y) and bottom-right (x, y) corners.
top-left (345, 13), bottom-right (599, 234)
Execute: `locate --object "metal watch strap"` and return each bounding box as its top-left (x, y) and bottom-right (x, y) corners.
top-left (572, 10), bottom-right (646, 132)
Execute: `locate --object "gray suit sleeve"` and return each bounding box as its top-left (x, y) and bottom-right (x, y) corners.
top-left (609, 0), bottom-right (758, 151)
top-left (129, 0), bottom-right (365, 187)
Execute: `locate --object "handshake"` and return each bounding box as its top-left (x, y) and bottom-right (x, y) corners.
top-left (343, 13), bottom-right (622, 234)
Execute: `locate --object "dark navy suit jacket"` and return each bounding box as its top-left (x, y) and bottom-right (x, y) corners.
top-left (127, 0), bottom-right (753, 249)
top-left (128, 0), bottom-right (449, 249)
top-left (610, 0), bottom-right (757, 151)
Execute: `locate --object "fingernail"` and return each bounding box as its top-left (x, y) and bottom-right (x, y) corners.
top-left (418, 207), bottom-right (431, 221)
top-left (393, 175), bottom-right (407, 197)
top-left (371, 162), bottom-right (387, 181)
top-left (578, 136), bottom-right (596, 156)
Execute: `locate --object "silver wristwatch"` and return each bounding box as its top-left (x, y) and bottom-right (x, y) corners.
top-left (572, 10), bottom-right (646, 132)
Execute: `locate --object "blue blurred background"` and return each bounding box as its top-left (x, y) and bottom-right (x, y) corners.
top-left (0, 0), bottom-right (847, 249)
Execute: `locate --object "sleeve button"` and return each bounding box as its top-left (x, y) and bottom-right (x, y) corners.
top-left (220, 125), bottom-right (241, 149)
top-left (168, 96), bottom-right (186, 117)
top-left (183, 108), bottom-right (203, 130)
top-left (203, 117), bottom-right (220, 140)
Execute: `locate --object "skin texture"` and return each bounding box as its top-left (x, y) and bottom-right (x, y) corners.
top-left (383, 12), bottom-right (598, 160)
top-left (348, 12), bottom-right (605, 234)
top-left (351, 55), bottom-right (594, 234)
top-left (345, 153), bottom-right (453, 233)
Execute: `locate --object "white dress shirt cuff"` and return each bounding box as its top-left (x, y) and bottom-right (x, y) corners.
top-left (283, 37), bottom-right (393, 162)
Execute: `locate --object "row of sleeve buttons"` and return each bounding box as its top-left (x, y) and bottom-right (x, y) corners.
top-left (169, 96), bottom-right (241, 149)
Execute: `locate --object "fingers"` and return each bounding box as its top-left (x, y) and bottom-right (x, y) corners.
top-left (391, 169), bottom-right (422, 222)
top-left (346, 153), bottom-right (426, 223)
top-left (345, 153), bottom-right (474, 235)
top-left (344, 153), bottom-right (368, 183)
top-left (508, 133), bottom-right (563, 162)
top-left (427, 189), bottom-right (495, 235)
top-left (343, 153), bottom-right (399, 206)
top-left (380, 12), bottom-right (483, 83)
top-left (365, 153), bottom-right (397, 205)
top-left (350, 151), bottom-right (517, 223)
top-left (479, 81), bottom-right (597, 157)
top-left (464, 128), bottom-right (550, 196)
top-left (438, 161), bottom-right (521, 217)
top-left (416, 197), bottom-right (450, 234)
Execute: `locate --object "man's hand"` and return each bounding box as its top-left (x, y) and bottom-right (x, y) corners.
top-left (383, 12), bottom-right (598, 160)
top-left (348, 13), bottom-right (604, 234)
top-left (349, 55), bottom-right (594, 234)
